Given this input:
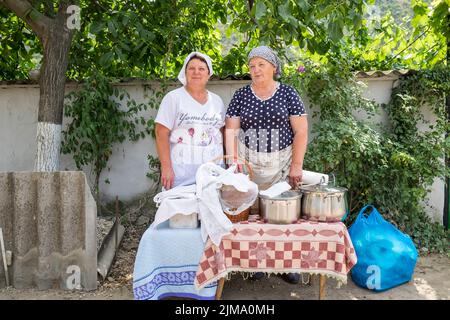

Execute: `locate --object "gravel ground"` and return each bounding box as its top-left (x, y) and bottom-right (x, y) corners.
top-left (0, 219), bottom-right (448, 300)
top-left (0, 222), bottom-right (146, 300)
top-left (97, 217), bottom-right (115, 251)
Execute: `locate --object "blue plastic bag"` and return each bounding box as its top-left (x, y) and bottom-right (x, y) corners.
top-left (348, 205), bottom-right (418, 292)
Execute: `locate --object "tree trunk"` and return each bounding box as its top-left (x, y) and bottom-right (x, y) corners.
top-left (444, 12), bottom-right (450, 229)
top-left (1, 1), bottom-right (76, 171)
top-left (34, 9), bottom-right (74, 171)
top-left (35, 122), bottom-right (62, 171)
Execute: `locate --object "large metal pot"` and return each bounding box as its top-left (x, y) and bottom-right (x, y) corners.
top-left (300, 181), bottom-right (348, 222)
top-left (259, 190), bottom-right (302, 224)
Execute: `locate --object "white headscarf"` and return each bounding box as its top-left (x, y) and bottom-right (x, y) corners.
top-left (177, 52), bottom-right (214, 86)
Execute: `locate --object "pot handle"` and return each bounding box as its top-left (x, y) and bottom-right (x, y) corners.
top-left (341, 209), bottom-right (350, 222)
top-left (320, 173), bottom-right (336, 186)
top-left (328, 173), bottom-right (336, 186)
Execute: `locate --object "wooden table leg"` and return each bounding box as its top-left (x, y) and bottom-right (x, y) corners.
top-left (319, 275), bottom-right (326, 300)
top-left (215, 278), bottom-right (225, 300)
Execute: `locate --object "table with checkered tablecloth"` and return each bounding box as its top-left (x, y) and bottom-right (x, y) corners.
top-left (194, 219), bottom-right (357, 299)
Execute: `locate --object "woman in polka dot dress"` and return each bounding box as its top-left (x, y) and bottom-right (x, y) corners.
top-left (225, 46), bottom-right (308, 284)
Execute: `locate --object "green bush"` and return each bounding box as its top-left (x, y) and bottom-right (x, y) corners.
top-left (285, 64), bottom-right (450, 254)
top-left (62, 73), bottom-right (152, 213)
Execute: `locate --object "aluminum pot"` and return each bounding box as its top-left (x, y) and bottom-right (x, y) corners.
top-left (300, 182), bottom-right (348, 222)
top-left (259, 190), bottom-right (302, 224)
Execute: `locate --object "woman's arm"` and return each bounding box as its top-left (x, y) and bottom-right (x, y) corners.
top-left (289, 116), bottom-right (308, 188)
top-left (155, 123), bottom-right (175, 189)
top-left (220, 127), bottom-right (225, 155)
top-left (225, 117), bottom-right (242, 169)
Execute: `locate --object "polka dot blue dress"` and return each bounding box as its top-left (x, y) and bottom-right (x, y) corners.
top-left (226, 83), bottom-right (306, 152)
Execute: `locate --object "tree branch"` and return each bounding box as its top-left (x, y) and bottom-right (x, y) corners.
top-left (382, 26), bottom-right (432, 68)
top-left (246, 0), bottom-right (258, 25)
top-left (0, 0), bottom-right (51, 38)
top-left (248, 0), bottom-right (254, 11)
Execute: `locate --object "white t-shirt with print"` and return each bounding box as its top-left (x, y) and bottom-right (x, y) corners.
top-left (155, 87), bottom-right (225, 187)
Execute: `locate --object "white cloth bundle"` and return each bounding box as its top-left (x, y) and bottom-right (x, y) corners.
top-left (150, 163), bottom-right (258, 246)
top-left (195, 163), bottom-right (257, 245)
top-left (219, 165), bottom-right (258, 216)
top-left (150, 185), bottom-right (198, 230)
top-left (195, 163), bottom-right (234, 246)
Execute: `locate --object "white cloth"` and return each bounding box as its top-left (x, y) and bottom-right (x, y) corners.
top-left (219, 165), bottom-right (259, 215)
top-left (153, 185), bottom-right (197, 204)
top-left (155, 86), bottom-right (225, 187)
top-left (177, 52), bottom-right (213, 86)
top-left (150, 163), bottom-right (257, 246)
top-left (150, 185), bottom-right (198, 229)
top-left (195, 163), bottom-right (235, 246)
top-left (259, 181), bottom-right (291, 198)
top-left (217, 165), bottom-right (254, 193)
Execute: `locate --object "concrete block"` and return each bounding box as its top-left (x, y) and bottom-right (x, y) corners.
top-left (0, 171), bottom-right (97, 290)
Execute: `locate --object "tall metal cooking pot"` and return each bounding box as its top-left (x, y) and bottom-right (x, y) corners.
top-left (299, 179), bottom-right (348, 222)
top-left (259, 190), bottom-right (302, 224)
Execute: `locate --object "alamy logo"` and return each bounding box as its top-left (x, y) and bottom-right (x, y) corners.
top-left (66, 5), bottom-right (80, 30)
top-left (366, 265), bottom-right (381, 290)
top-left (66, 265), bottom-right (81, 290)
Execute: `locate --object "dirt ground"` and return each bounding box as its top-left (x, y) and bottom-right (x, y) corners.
top-left (0, 223), bottom-right (449, 300)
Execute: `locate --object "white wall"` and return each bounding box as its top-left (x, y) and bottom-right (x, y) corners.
top-left (0, 86), bottom-right (39, 170)
top-left (0, 77), bottom-right (445, 223)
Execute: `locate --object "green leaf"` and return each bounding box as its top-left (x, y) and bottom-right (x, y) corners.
top-left (255, 1), bottom-right (267, 20)
top-left (240, 23), bottom-right (254, 33)
top-left (138, 45), bottom-right (148, 60)
top-left (278, 0), bottom-right (291, 21)
top-left (108, 20), bottom-right (118, 38)
top-left (99, 52), bottom-right (113, 66)
top-left (329, 18), bottom-right (344, 42)
top-left (118, 41), bottom-right (130, 52)
top-left (296, 0), bottom-right (310, 12)
top-left (316, 5), bottom-right (335, 19)
top-left (220, 14), bottom-right (227, 25)
top-left (114, 47), bottom-right (125, 60)
top-left (90, 22), bottom-right (104, 34)
top-left (411, 13), bottom-right (428, 28)
top-left (122, 14), bottom-right (130, 26)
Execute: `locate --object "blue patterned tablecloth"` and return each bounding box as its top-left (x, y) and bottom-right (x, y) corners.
top-left (133, 220), bottom-right (217, 300)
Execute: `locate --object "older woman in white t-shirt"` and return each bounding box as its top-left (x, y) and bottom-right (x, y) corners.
top-left (155, 52), bottom-right (225, 189)
top-left (133, 53), bottom-right (224, 301)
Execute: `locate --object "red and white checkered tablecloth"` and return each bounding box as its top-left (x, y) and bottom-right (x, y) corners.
top-left (194, 219), bottom-right (357, 289)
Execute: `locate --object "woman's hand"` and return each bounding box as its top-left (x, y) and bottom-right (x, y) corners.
top-left (155, 123), bottom-right (174, 190)
top-left (161, 165), bottom-right (175, 190)
top-left (235, 163), bottom-right (244, 173)
top-left (288, 163), bottom-right (303, 189)
top-left (232, 157), bottom-right (244, 173)
top-left (225, 118), bottom-right (242, 173)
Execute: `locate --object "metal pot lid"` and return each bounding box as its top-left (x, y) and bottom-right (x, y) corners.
top-left (259, 190), bottom-right (302, 200)
top-left (299, 183), bottom-right (347, 194)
